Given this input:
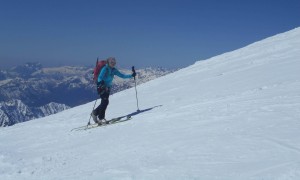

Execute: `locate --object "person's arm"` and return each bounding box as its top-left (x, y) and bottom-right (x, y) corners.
top-left (114, 69), bottom-right (133, 79)
top-left (98, 66), bottom-right (108, 82)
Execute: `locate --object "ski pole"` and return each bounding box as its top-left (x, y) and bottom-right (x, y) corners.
top-left (88, 57), bottom-right (100, 125)
top-left (87, 98), bottom-right (98, 125)
top-left (132, 66), bottom-right (140, 111)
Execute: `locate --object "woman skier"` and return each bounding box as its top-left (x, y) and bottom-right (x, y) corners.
top-left (91, 57), bottom-right (136, 124)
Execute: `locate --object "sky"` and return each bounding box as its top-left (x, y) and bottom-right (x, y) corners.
top-left (0, 0), bottom-right (299, 69)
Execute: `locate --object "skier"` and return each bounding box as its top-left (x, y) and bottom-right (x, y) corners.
top-left (91, 57), bottom-right (136, 124)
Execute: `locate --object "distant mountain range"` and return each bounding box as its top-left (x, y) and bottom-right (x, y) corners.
top-left (0, 62), bottom-right (174, 127)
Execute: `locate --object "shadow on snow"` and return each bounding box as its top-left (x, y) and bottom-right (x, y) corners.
top-left (118, 105), bottom-right (162, 119)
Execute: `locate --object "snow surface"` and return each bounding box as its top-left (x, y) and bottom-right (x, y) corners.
top-left (1, 27), bottom-right (300, 180)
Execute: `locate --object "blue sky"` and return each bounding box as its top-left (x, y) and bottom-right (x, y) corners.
top-left (0, 0), bottom-right (299, 69)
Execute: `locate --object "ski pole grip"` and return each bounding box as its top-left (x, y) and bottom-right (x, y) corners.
top-left (132, 66), bottom-right (136, 80)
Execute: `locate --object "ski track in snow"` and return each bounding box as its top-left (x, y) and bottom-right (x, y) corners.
top-left (1, 27), bottom-right (300, 180)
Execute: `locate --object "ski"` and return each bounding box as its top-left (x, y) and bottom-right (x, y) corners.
top-left (71, 116), bottom-right (132, 131)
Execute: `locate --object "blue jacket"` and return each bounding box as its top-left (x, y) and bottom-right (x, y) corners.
top-left (98, 64), bottom-right (132, 87)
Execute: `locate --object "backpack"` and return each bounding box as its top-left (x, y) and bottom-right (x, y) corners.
top-left (93, 59), bottom-right (107, 84)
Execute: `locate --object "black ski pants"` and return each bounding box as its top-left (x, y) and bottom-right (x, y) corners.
top-left (94, 90), bottom-right (110, 120)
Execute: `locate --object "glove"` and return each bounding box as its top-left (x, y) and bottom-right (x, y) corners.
top-left (97, 80), bottom-right (106, 95)
top-left (97, 80), bottom-right (105, 87)
top-left (132, 72), bottom-right (136, 78)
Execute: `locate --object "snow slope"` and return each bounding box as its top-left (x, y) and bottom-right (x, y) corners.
top-left (1, 27), bottom-right (300, 180)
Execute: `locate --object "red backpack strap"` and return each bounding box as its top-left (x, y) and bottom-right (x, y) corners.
top-left (93, 59), bottom-right (108, 83)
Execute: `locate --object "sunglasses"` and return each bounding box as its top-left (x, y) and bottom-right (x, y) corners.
top-left (109, 61), bottom-right (116, 66)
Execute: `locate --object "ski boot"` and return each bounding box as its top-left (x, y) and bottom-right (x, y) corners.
top-left (98, 118), bottom-right (108, 125)
top-left (91, 110), bottom-right (100, 124)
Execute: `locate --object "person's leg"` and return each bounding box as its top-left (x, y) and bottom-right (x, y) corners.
top-left (98, 98), bottom-right (109, 120)
top-left (94, 90), bottom-right (110, 120)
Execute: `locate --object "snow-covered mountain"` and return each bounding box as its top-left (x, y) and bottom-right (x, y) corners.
top-left (0, 64), bottom-right (173, 126)
top-left (0, 27), bottom-right (300, 179)
top-left (0, 100), bottom-right (69, 126)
